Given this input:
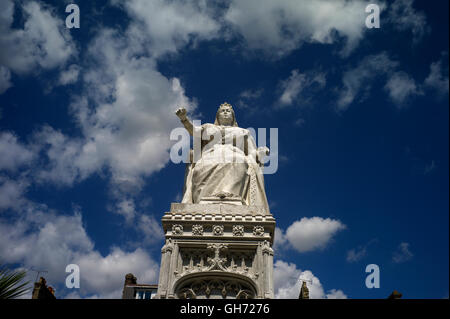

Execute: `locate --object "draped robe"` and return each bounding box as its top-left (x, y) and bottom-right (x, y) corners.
top-left (181, 123), bottom-right (269, 213)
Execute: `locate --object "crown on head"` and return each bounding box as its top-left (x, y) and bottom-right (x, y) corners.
top-left (219, 102), bottom-right (233, 109)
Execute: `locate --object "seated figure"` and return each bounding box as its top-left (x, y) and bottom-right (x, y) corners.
top-left (175, 102), bottom-right (269, 212)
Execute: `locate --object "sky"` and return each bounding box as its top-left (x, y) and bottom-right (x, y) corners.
top-left (0, 0), bottom-right (448, 299)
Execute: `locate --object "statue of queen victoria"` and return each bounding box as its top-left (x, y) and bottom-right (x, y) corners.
top-left (175, 102), bottom-right (270, 213)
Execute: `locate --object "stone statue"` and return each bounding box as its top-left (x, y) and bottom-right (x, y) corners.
top-left (175, 102), bottom-right (269, 212)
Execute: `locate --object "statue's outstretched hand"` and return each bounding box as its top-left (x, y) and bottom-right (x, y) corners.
top-left (256, 146), bottom-right (269, 165)
top-left (175, 107), bottom-right (187, 121)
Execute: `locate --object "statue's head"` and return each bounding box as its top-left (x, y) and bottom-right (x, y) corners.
top-left (214, 102), bottom-right (238, 127)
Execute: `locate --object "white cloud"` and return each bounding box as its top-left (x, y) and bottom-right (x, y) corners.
top-left (338, 52), bottom-right (399, 110)
top-left (346, 246), bottom-right (368, 263)
top-left (114, 0), bottom-right (221, 58)
top-left (392, 242), bottom-right (413, 263)
top-left (115, 199), bottom-right (137, 224)
top-left (326, 289), bottom-right (348, 299)
top-left (76, 247), bottom-right (159, 298)
top-left (338, 51), bottom-right (448, 110)
top-left (0, 0), bottom-right (75, 74)
top-left (31, 30), bottom-right (195, 193)
top-left (236, 88), bottom-right (263, 111)
top-left (384, 71), bottom-right (422, 107)
top-left (0, 1), bottom-right (200, 228)
top-left (0, 202), bottom-right (159, 298)
top-left (136, 214), bottom-right (165, 246)
top-left (278, 69), bottom-right (326, 107)
top-left (32, 126), bottom-right (86, 186)
top-left (225, 0), bottom-right (373, 58)
top-left (111, 199), bottom-right (164, 246)
top-left (274, 260), bottom-right (347, 299)
top-left (58, 64), bottom-right (80, 86)
top-left (387, 0), bottom-right (429, 43)
top-left (0, 176), bottom-right (29, 210)
top-left (284, 217), bottom-right (346, 253)
top-left (0, 65), bottom-right (12, 94)
top-left (424, 54), bottom-right (449, 96)
top-left (240, 89), bottom-right (263, 100)
top-left (273, 226), bottom-right (288, 254)
top-left (346, 239), bottom-right (378, 263)
top-left (0, 132), bottom-right (35, 172)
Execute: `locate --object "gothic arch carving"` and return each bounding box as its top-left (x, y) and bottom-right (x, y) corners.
top-left (173, 272), bottom-right (257, 299)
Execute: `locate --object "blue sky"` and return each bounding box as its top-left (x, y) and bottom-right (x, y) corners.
top-left (0, 0), bottom-right (448, 299)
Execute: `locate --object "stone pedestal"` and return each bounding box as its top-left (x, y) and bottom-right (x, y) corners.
top-left (155, 203), bottom-right (275, 299)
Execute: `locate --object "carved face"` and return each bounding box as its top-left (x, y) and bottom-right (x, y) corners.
top-left (217, 106), bottom-right (234, 126)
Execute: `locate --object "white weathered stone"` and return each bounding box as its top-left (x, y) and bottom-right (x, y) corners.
top-left (155, 103), bottom-right (275, 299)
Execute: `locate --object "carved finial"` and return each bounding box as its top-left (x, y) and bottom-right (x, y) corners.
top-left (299, 281), bottom-right (310, 299)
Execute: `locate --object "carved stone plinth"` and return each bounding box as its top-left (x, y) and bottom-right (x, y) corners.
top-left (155, 203), bottom-right (275, 299)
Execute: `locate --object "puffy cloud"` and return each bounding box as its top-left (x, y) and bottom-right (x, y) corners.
top-left (0, 202), bottom-right (159, 298)
top-left (283, 217), bottom-right (346, 253)
top-left (276, 217), bottom-right (346, 254)
top-left (115, 199), bottom-right (137, 224)
top-left (337, 52), bottom-right (399, 110)
top-left (32, 126), bottom-right (86, 186)
top-left (114, 0), bottom-right (221, 58)
top-left (384, 71), bottom-right (422, 107)
top-left (387, 0), bottom-right (429, 43)
top-left (58, 64), bottom-right (80, 86)
top-left (274, 260), bottom-right (347, 299)
top-left (346, 239), bottom-right (378, 263)
top-left (0, 176), bottom-right (29, 210)
top-left (392, 242), bottom-right (413, 263)
top-left (136, 214), bottom-right (165, 246)
top-left (0, 0), bottom-right (75, 74)
top-left (338, 51), bottom-right (449, 110)
top-left (424, 53), bottom-right (449, 97)
top-left (346, 246), bottom-right (368, 263)
top-left (31, 30), bottom-right (195, 194)
top-left (326, 289), bottom-right (348, 299)
top-left (0, 1), bottom-right (200, 229)
top-left (277, 69), bottom-right (326, 107)
top-left (273, 226), bottom-right (288, 253)
top-left (76, 247), bottom-right (159, 298)
top-left (225, 0), bottom-right (372, 58)
top-left (0, 132), bottom-right (35, 172)
top-left (108, 199), bottom-right (164, 246)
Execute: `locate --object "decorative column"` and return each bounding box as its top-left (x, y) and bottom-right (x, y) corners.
top-left (262, 240), bottom-right (274, 298)
top-left (156, 239), bottom-right (173, 298)
top-left (166, 240), bottom-right (179, 298)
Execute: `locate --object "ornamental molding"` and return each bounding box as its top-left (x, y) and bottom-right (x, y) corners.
top-left (232, 225), bottom-right (244, 236)
top-left (253, 226), bottom-right (264, 236)
top-left (192, 224), bottom-right (203, 236)
top-left (172, 224), bottom-right (183, 235)
top-left (212, 225), bottom-right (224, 236)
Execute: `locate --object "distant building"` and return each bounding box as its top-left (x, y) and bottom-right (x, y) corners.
top-left (388, 290), bottom-right (402, 299)
top-left (122, 273), bottom-right (158, 299)
top-left (32, 277), bottom-right (56, 299)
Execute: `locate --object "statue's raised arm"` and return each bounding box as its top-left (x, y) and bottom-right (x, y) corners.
top-left (176, 107), bottom-right (193, 136)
